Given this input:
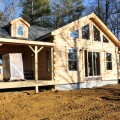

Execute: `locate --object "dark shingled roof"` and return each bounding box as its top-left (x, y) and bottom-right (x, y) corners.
top-left (0, 20), bottom-right (53, 40)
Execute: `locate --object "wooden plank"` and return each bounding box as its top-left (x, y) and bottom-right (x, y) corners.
top-left (51, 47), bottom-right (53, 80)
top-left (29, 46), bottom-right (35, 53)
top-left (37, 46), bottom-right (43, 53)
top-left (0, 38), bottom-right (54, 46)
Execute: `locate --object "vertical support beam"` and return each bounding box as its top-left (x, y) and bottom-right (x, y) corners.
top-left (35, 46), bottom-right (38, 82)
top-left (51, 47), bottom-right (53, 80)
top-left (35, 86), bottom-right (39, 93)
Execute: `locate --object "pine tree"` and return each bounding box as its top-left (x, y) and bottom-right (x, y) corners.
top-left (21, 0), bottom-right (51, 25)
top-left (50, 0), bottom-right (85, 28)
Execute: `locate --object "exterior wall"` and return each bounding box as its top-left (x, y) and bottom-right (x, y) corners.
top-left (38, 47), bottom-right (52, 80)
top-left (11, 20), bottom-right (28, 38)
top-left (53, 18), bottom-right (118, 85)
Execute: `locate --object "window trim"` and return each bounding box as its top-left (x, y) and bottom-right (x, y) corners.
top-left (103, 35), bottom-right (109, 43)
top-left (82, 24), bottom-right (90, 40)
top-left (106, 53), bottom-right (112, 70)
top-left (93, 25), bottom-right (101, 42)
top-left (68, 48), bottom-right (77, 71)
top-left (17, 25), bottom-right (24, 37)
top-left (84, 50), bottom-right (101, 77)
top-left (69, 30), bottom-right (79, 39)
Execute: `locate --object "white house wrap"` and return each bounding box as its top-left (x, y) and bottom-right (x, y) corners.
top-left (2, 53), bottom-right (24, 81)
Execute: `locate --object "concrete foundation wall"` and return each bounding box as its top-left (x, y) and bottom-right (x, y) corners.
top-left (55, 80), bottom-right (118, 90)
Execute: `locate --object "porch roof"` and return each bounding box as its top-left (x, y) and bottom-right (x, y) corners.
top-left (0, 38), bottom-right (54, 46)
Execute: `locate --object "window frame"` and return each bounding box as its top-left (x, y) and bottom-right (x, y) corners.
top-left (68, 48), bottom-right (77, 71)
top-left (106, 53), bottom-right (112, 70)
top-left (93, 25), bottom-right (101, 42)
top-left (17, 25), bottom-right (24, 37)
top-left (103, 35), bottom-right (109, 43)
top-left (82, 24), bottom-right (90, 40)
top-left (70, 30), bottom-right (79, 39)
top-left (84, 50), bottom-right (101, 77)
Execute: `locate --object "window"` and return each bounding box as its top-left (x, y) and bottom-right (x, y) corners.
top-left (82, 24), bottom-right (90, 39)
top-left (93, 26), bottom-right (100, 41)
top-left (103, 35), bottom-right (109, 43)
top-left (0, 55), bottom-right (2, 65)
top-left (17, 26), bottom-right (23, 36)
top-left (70, 30), bottom-right (79, 38)
top-left (84, 50), bottom-right (100, 77)
top-left (68, 49), bottom-right (77, 71)
top-left (46, 49), bottom-right (51, 72)
top-left (106, 53), bottom-right (112, 70)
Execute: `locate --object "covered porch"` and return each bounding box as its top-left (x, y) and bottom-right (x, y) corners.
top-left (0, 38), bottom-right (54, 93)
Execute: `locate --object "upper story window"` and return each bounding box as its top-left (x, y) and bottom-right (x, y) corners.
top-left (82, 24), bottom-right (90, 40)
top-left (106, 53), bottom-right (112, 70)
top-left (103, 35), bottom-right (109, 43)
top-left (68, 49), bottom-right (77, 71)
top-left (70, 30), bottom-right (79, 38)
top-left (93, 26), bottom-right (100, 42)
top-left (17, 26), bottom-right (23, 36)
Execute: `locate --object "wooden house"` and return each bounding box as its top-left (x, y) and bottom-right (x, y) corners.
top-left (0, 13), bottom-right (120, 92)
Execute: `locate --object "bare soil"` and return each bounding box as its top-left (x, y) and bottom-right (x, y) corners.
top-left (0, 84), bottom-right (120, 120)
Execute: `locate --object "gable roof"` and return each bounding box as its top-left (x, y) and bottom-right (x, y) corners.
top-left (51, 13), bottom-right (120, 47)
top-left (10, 17), bottom-right (30, 27)
top-left (0, 20), bottom-right (53, 40)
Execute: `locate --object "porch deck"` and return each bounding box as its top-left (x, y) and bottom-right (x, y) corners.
top-left (0, 80), bottom-right (55, 93)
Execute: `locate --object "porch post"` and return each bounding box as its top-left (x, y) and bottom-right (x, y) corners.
top-left (29, 45), bottom-right (44, 82)
top-left (35, 46), bottom-right (38, 82)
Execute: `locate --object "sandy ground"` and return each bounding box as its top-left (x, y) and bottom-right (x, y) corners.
top-left (0, 84), bottom-right (120, 120)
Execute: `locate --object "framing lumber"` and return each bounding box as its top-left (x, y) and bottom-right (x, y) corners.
top-left (29, 46), bottom-right (44, 82)
top-left (0, 38), bottom-right (54, 46)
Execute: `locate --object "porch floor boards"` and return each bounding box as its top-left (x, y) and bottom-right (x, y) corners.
top-left (0, 80), bottom-right (55, 89)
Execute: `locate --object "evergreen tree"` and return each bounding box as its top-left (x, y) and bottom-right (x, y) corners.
top-left (21, 0), bottom-right (51, 25)
top-left (50, 0), bottom-right (85, 28)
top-left (0, 11), bottom-right (3, 20)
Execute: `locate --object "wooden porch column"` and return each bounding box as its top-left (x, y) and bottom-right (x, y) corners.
top-left (35, 46), bottom-right (38, 81)
top-left (29, 45), bottom-right (43, 82)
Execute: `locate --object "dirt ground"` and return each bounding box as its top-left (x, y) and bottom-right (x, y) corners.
top-left (0, 84), bottom-right (120, 120)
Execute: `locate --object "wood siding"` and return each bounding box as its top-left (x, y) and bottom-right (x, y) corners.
top-left (53, 18), bottom-right (119, 84)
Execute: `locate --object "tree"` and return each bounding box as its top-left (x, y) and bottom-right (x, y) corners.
top-left (0, 11), bottom-right (3, 20)
top-left (21, 0), bottom-right (51, 25)
top-left (85, 0), bottom-right (120, 39)
top-left (50, 0), bottom-right (85, 29)
top-left (0, 0), bottom-right (20, 21)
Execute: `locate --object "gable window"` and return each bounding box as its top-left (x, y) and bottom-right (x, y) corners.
top-left (68, 49), bottom-right (77, 71)
top-left (70, 30), bottom-right (79, 38)
top-left (82, 24), bottom-right (90, 40)
top-left (103, 36), bottom-right (109, 43)
top-left (17, 26), bottom-right (23, 36)
top-left (93, 26), bottom-right (100, 42)
top-left (106, 53), bottom-right (112, 70)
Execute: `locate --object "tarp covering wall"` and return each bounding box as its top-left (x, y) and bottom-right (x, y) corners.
top-left (2, 53), bottom-right (24, 81)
